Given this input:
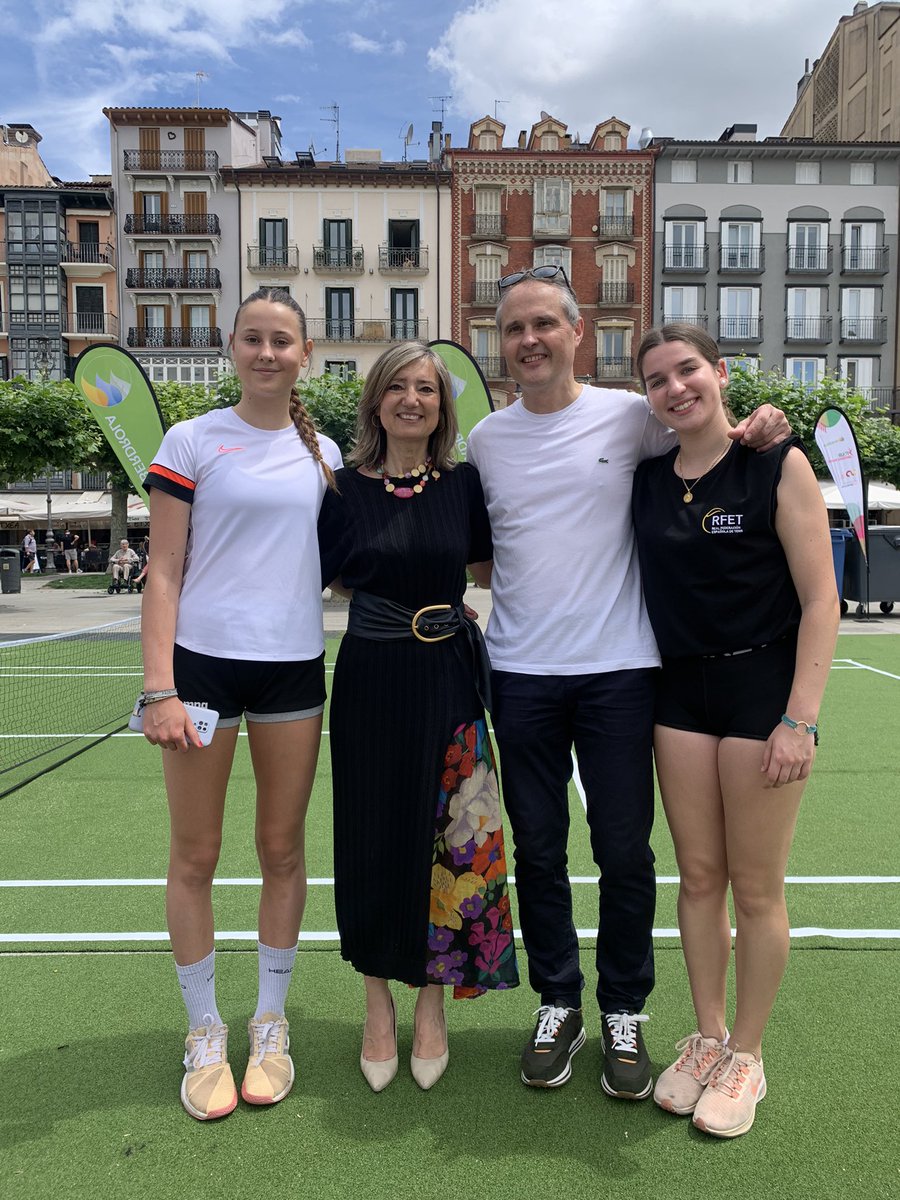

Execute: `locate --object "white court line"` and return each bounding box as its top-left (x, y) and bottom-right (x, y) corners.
top-left (571, 753), bottom-right (587, 813)
top-left (836, 659), bottom-right (900, 682)
top-left (0, 731), bottom-right (335, 739)
top-left (3, 875), bottom-right (897, 888)
top-left (3, 926), bottom-right (899, 945)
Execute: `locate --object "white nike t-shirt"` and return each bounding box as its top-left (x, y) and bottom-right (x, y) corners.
top-left (148, 406), bottom-right (342, 661)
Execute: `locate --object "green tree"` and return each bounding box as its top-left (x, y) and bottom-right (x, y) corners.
top-left (298, 372), bottom-right (363, 458)
top-left (0, 379), bottom-right (102, 487)
top-left (725, 364), bottom-right (900, 488)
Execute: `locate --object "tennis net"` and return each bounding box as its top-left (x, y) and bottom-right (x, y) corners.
top-left (0, 615), bottom-right (142, 799)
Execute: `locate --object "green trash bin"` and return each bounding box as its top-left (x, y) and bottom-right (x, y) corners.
top-left (0, 547), bottom-right (22, 595)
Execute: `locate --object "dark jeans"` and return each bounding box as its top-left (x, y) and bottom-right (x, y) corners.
top-left (491, 667), bottom-right (657, 1013)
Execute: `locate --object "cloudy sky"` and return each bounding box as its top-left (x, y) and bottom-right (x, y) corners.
top-left (0, 0), bottom-right (863, 180)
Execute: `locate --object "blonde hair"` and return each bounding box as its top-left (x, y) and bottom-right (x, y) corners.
top-left (347, 341), bottom-right (459, 471)
top-left (233, 287), bottom-right (336, 490)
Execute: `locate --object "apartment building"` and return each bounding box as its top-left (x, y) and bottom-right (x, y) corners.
top-left (104, 106), bottom-right (280, 385)
top-left (444, 114), bottom-right (654, 403)
top-left (219, 148), bottom-right (451, 378)
top-left (651, 128), bottom-right (900, 411)
top-left (782, 2), bottom-right (900, 141)
top-left (0, 124), bottom-right (116, 382)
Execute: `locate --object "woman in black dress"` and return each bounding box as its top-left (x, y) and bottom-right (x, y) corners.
top-left (319, 341), bottom-right (518, 1093)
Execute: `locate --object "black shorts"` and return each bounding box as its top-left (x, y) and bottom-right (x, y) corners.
top-left (173, 644), bottom-right (326, 729)
top-left (655, 636), bottom-right (797, 742)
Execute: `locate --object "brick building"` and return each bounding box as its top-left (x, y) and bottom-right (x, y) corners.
top-left (444, 114), bottom-right (655, 404)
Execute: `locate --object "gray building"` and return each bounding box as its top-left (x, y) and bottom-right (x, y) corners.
top-left (651, 127), bottom-right (900, 414)
top-left (104, 106), bottom-right (280, 386)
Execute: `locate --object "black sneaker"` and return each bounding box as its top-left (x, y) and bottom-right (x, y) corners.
top-left (600, 1011), bottom-right (652, 1099)
top-left (520, 1005), bottom-right (586, 1088)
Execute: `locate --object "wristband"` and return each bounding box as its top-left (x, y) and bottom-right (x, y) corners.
top-left (140, 689), bottom-right (179, 705)
top-left (781, 713), bottom-right (819, 745)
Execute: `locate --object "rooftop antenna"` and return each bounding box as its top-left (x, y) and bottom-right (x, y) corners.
top-left (494, 99), bottom-right (508, 120)
top-left (195, 71), bottom-right (209, 106)
top-left (320, 102), bottom-right (340, 162)
top-left (308, 141), bottom-right (324, 157)
top-left (431, 95), bottom-right (452, 124)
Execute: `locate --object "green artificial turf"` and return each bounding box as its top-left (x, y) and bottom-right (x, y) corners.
top-left (1, 631), bottom-right (898, 1198)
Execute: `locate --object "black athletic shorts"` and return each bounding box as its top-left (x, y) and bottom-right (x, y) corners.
top-left (654, 635), bottom-right (797, 742)
top-left (173, 643), bottom-right (326, 729)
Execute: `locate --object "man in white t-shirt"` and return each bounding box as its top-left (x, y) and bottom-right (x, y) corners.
top-left (466, 267), bottom-right (787, 1101)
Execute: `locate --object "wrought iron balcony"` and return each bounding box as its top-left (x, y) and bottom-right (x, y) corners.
top-left (718, 316), bottom-right (763, 342)
top-left (61, 242), bottom-right (115, 266)
top-left (785, 316), bottom-right (832, 342)
top-left (126, 268), bottom-right (221, 289)
top-left (597, 282), bottom-right (635, 306)
top-left (595, 356), bottom-right (634, 380)
top-left (662, 313), bottom-right (708, 328)
top-left (247, 244), bottom-right (300, 272)
top-left (64, 312), bottom-right (119, 338)
top-left (312, 245), bottom-right (364, 273)
top-left (124, 214), bottom-right (221, 236)
top-left (124, 149), bottom-right (219, 172)
top-left (127, 326), bottom-right (223, 349)
top-left (305, 318), bottom-right (429, 342)
top-left (719, 245), bottom-right (764, 272)
top-left (840, 317), bottom-right (887, 343)
top-left (473, 281), bottom-right (499, 304)
top-left (840, 246), bottom-right (889, 274)
top-left (596, 215), bottom-right (633, 240)
top-left (474, 356), bottom-right (508, 379)
top-left (473, 214), bottom-right (505, 239)
top-left (378, 245), bottom-right (429, 273)
top-left (786, 245), bottom-right (831, 273)
top-left (662, 245), bottom-right (709, 272)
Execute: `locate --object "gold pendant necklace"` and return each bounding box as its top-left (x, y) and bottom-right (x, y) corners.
top-left (677, 444), bottom-right (731, 504)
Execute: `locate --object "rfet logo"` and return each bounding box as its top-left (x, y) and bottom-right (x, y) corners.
top-left (80, 372), bottom-right (131, 407)
top-left (702, 507), bottom-right (744, 535)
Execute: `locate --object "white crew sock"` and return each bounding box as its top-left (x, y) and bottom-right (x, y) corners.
top-left (254, 941), bottom-right (298, 1019)
top-left (175, 949), bottom-right (221, 1031)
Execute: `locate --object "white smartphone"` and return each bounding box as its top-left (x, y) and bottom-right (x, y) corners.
top-left (129, 698), bottom-right (220, 746)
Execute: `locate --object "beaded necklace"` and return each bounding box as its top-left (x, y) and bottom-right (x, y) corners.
top-left (376, 456), bottom-right (441, 499)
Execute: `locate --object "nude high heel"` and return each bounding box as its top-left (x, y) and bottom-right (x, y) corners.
top-left (360, 996), bottom-right (398, 1093)
top-left (410, 1008), bottom-right (449, 1090)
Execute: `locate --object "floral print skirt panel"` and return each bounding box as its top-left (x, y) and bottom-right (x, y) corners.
top-left (429, 719), bottom-right (519, 997)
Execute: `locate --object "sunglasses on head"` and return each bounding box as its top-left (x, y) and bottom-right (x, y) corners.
top-left (497, 264), bottom-right (572, 297)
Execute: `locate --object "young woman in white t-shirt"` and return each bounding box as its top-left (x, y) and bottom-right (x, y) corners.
top-left (141, 288), bottom-right (341, 1121)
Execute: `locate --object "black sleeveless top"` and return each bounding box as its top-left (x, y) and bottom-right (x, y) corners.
top-left (631, 438), bottom-right (803, 657)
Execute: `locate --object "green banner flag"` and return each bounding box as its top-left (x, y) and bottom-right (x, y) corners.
top-left (71, 346), bottom-right (166, 504)
top-left (429, 340), bottom-right (495, 461)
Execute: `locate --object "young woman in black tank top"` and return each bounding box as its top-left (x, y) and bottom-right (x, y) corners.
top-left (633, 325), bottom-right (839, 1139)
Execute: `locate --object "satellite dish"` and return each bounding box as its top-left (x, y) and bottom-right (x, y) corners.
top-left (406, 123), bottom-right (414, 143)
top-left (638, 127), bottom-right (653, 149)
top-left (14, 129), bottom-right (29, 144)
top-left (540, 110), bottom-right (551, 121)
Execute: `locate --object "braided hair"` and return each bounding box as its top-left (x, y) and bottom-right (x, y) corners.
top-left (232, 287), bottom-right (337, 491)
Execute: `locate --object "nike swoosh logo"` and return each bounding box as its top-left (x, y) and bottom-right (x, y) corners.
top-left (217, 445), bottom-right (244, 454)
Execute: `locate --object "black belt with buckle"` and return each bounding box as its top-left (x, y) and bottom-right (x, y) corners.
top-left (347, 590), bottom-right (492, 711)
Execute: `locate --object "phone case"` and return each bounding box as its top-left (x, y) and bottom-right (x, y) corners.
top-left (129, 699), bottom-right (220, 746)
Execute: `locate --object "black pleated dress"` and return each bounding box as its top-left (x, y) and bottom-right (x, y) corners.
top-left (318, 463), bottom-right (518, 995)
